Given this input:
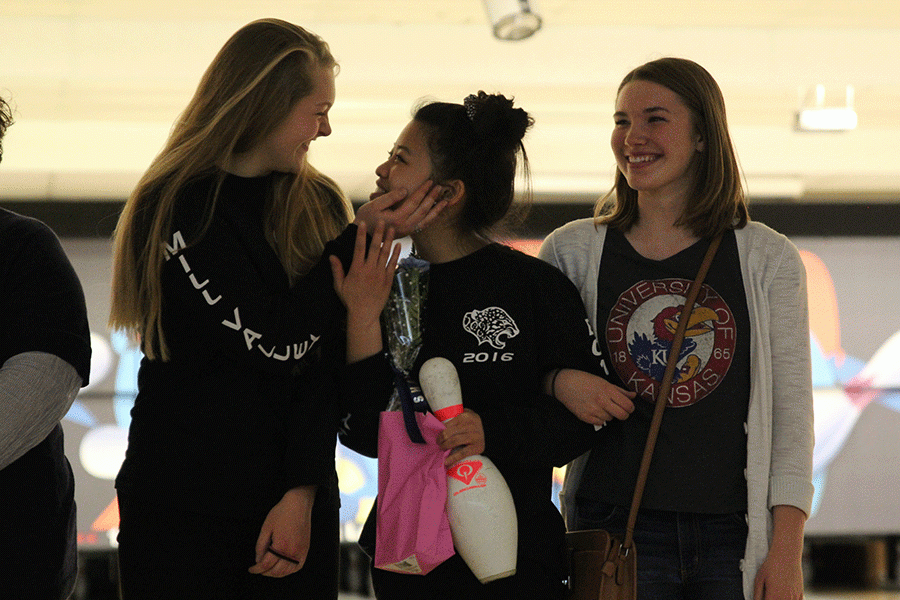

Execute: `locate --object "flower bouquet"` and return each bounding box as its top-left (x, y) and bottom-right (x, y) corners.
top-left (381, 255), bottom-right (431, 420)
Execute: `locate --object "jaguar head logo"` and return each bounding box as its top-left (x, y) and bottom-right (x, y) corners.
top-left (462, 307), bottom-right (519, 350)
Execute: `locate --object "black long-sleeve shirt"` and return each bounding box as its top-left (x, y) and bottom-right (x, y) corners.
top-left (116, 172), bottom-right (354, 521)
top-left (340, 243), bottom-right (601, 591)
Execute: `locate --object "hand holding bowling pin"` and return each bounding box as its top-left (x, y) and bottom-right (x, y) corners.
top-left (419, 357), bottom-right (518, 584)
top-left (437, 409), bottom-right (485, 467)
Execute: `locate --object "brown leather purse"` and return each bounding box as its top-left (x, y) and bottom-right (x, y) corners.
top-left (565, 234), bottom-right (723, 600)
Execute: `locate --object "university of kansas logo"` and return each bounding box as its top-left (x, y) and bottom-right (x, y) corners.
top-left (606, 279), bottom-right (736, 407)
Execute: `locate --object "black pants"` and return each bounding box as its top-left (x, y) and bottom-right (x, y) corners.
top-left (369, 548), bottom-right (566, 600)
top-left (117, 486), bottom-right (339, 600)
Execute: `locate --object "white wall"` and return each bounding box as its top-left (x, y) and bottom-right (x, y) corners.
top-left (2, 14), bottom-right (899, 202)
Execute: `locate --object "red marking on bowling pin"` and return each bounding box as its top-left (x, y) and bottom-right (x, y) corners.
top-left (448, 460), bottom-right (482, 485)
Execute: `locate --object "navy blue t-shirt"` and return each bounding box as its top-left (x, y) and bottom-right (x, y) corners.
top-left (578, 228), bottom-right (751, 513)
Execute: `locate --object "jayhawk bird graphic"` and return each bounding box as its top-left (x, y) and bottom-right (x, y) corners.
top-left (629, 304), bottom-right (720, 383)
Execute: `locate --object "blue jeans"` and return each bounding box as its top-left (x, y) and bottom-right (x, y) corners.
top-left (574, 501), bottom-right (747, 600)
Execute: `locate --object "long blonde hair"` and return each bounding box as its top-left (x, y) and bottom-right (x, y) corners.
top-left (110, 19), bottom-right (352, 360)
top-left (595, 57), bottom-right (748, 238)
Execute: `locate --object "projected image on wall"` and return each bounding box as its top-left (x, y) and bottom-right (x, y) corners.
top-left (799, 250), bottom-right (899, 521)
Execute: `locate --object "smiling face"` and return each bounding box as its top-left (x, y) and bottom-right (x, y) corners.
top-left (372, 120), bottom-right (435, 200)
top-left (611, 79), bottom-right (704, 202)
top-left (256, 65), bottom-right (335, 174)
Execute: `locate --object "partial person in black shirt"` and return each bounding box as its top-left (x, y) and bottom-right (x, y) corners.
top-left (108, 19), bottom-right (444, 600)
top-left (332, 92), bottom-right (601, 600)
top-left (0, 94), bottom-right (92, 600)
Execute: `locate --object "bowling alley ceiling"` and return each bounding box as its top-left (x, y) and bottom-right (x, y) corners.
top-left (1, 0), bottom-right (899, 202)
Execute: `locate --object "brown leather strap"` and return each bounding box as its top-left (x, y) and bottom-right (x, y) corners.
top-left (622, 233), bottom-right (723, 550)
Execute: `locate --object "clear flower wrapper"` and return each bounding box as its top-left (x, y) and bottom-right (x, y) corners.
top-left (382, 256), bottom-right (430, 412)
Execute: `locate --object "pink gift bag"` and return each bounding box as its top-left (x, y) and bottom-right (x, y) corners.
top-left (374, 410), bottom-right (455, 575)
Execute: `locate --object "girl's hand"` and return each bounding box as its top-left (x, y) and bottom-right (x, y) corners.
top-left (330, 221), bottom-right (401, 363)
top-left (248, 486), bottom-right (316, 578)
top-left (331, 220), bottom-right (400, 316)
top-left (437, 409), bottom-right (485, 467)
top-left (548, 369), bottom-right (636, 428)
top-left (355, 180), bottom-right (447, 238)
top-left (753, 505), bottom-right (807, 600)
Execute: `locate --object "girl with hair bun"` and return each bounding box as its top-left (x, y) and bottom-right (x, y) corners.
top-left (332, 92), bottom-right (601, 599)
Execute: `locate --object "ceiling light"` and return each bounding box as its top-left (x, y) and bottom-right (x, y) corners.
top-left (795, 85), bottom-right (858, 132)
top-left (483, 0), bottom-right (542, 41)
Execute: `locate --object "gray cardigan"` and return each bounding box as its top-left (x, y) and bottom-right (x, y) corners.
top-left (539, 219), bottom-right (814, 599)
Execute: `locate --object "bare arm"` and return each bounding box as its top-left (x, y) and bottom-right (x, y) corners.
top-left (543, 368), bottom-right (635, 428)
top-left (753, 504), bottom-right (807, 600)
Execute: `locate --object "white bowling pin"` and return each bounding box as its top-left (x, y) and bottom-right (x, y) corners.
top-left (419, 357), bottom-right (518, 583)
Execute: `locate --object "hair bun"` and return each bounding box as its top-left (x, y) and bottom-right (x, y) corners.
top-left (463, 91), bottom-right (532, 150)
